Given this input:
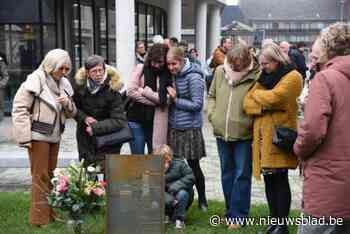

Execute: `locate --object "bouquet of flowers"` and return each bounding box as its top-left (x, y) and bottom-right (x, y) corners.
top-left (48, 160), bottom-right (106, 233)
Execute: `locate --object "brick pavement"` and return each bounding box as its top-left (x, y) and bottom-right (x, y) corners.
top-left (0, 116), bottom-right (302, 209)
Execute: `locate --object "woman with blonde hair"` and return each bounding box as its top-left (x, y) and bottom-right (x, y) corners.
top-left (166, 47), bottom-right (208, 211)
top-left (208, 42), bottom-right (260, 229)
top-left (244, 42), bottom-right (303, 234)
top-left (12, 49), bottom-right (76, 227)
top-left (294, 22), bottom-right (350, 234)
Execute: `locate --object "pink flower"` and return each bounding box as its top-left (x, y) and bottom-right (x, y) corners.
top-left (57, 176), bottom-right (69, 192)
top-left (57, 183), bottom-right (68, 193)
top-left (99, 181), bottom-right (107, 187)
top-left (60, 175), bottom-right (69, 183)
top-left (92, 187), bottom-right (105, 197)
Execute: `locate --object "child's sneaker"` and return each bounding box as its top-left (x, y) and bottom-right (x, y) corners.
top-left (175, 219), bottom-right (185, 230)
top-left (164, 215), bottom-right (170, 224)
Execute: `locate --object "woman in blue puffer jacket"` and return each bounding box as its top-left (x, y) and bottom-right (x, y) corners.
top-left (166, 47), bottom-right (208, 211)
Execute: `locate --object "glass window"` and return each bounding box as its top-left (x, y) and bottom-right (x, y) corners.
top-left (279, 22), bottom-right (289, 30)
top-left (42, 0), bottom-right (56, 23)
top-left (43, 25), bottom-right (57, 55)
top-left (95, 0), bottom-right (107, 59)
top-left (154, 8), bottom-right (161, 36)
top-left (310, 22), bottom-right (318, 29)
top-left (161, 13), bottom-right (167, 36)
top-left (108, 0), bottom-right (116, 67)
top-left (0, 0), bottom-right (39, 23)
top-left (135, 3), bottom-right (139, 41)
top-left (301, 23), bottom-right (310, 30)
top-left (80, 4), bottom-right (94, 64)
top-left (138, 3), bottom-right (147, 41)
top-left (72, 2), bottom-right (81, 69)
top-left (0, 24), bottom-right (41, 112)
top-left (290, 23), bottom-right (297, 29)
top-left (147, 6), bottom-right (154, 42)
top-left (318, 23), bottom-right (325, 29)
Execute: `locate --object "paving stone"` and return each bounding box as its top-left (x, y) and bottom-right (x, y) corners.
top-left (0, 115), bottom-right (302, 209)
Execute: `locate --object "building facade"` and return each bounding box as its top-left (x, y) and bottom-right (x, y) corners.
top-left (0, 0), bottom-right (226, 114)
top-left (238, 0), bottom-right (349, 47)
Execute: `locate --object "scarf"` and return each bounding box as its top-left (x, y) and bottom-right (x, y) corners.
top-left (223, 58), bottom-right (253, 87)
top-left (87, 71), bottom-right (108, 94)
top-left (258, 63), bottom-right (295, 89)
top-left (46, 75), bottom-right (62, 111)
top-left (158, 69), bottom-right (172, 106)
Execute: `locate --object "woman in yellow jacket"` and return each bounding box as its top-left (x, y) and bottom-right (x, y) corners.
top-left (243, 42), bottom-right (303, 234)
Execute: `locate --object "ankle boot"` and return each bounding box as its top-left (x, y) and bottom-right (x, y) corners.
top-left (266, 224), bottom-right (277, 234)
top-left (270, 225), bottom-right (289, 234)
top-left (198, 195), bottom-right (208, 212)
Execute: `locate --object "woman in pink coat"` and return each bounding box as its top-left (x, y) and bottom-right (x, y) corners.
top-left (127, 43), bottom-right (172, 153)
top-left (294, 22), bottom-right (350, 234)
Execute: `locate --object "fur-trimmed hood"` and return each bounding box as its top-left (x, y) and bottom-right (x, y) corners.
top-left (74, 64), bottom-right (124, 91)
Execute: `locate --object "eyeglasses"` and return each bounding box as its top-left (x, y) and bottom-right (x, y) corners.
top-left (89, 68), bottom-right (105, 75)
top-left (58, 66), bottom-right (70, 72)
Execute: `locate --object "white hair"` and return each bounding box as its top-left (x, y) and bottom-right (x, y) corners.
top-left (39, 49), bottom-right (72, 75)
top-left (152, 35), bottom-right (164, 44)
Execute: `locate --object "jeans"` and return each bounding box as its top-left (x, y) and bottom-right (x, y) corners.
top-left (169, 190), bottom-right (191, 221)
top-left (216, 138), bottom-right (252, 219)
top-left (128, 121), bottom-right (153, 154)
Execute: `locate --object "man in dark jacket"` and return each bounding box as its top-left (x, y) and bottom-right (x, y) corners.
top-left (157, 145), bottom-right (195, 230)
top-left (280, 41), bottom-right (307, 79)
top-left (72, 55), bottom-right (127, 167)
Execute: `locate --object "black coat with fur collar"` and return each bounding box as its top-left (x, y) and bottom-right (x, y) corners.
top-left (72, 66), bottom-right (127, 164)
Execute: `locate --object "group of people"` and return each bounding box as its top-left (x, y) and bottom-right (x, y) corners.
top-left (208, 22), bottom-right (350, 234)
top-left (11, 40), bottom-right (208, 230)
top-left (9, 21), bottom-right (350, 233)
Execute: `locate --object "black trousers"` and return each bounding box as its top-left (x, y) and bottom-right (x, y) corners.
top-left (187, 159), bottom-right (207, 204)
top-left (263, 171), bottom-right (291, 220)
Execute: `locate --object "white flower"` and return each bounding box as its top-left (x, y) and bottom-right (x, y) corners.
top-left (53, 168), bottom-right (62, 177)
top-left (87, 166), bottom-right (96, 173)
top-left (72, 204), bottom-right (81, 212)
top-left (51, 177), bottom-right (59, 184)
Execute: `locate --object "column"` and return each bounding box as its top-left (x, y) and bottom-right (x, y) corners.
top-left (195, 0), bottom-right (208, 65)
top-left (340, 0), bottom-right (346, 21)
top-left (207, 4), bottom-right (221, 59)
top-left (115, 0), bottom-right (135, 84)
top-left (167, 0), bottom-right (182, 40)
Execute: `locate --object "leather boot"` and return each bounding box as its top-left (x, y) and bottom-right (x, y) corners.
top-left (270, 225), bottom-right (289, 234)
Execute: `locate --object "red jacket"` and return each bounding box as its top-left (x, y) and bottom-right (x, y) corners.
top-left (294, 55), bottom-right (350, 219)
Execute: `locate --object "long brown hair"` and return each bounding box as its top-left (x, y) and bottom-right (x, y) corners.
top-left (144, 43), bottom-right (169, 68)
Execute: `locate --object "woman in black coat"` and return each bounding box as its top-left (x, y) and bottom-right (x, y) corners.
top-left (72, 55), bottom-right (127, 167)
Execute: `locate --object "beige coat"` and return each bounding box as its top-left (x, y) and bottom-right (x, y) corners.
top-left (12, 69), bottom-right (76, 145)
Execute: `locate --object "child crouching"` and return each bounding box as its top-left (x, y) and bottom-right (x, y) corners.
top-left (155, 145), bottom-right (195, 230)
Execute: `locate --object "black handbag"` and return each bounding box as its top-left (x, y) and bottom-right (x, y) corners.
top-left (93, 125), bottom-right (133, 150)
top-left (272, 126), bottom-right (297, 153)
top-left (31, 120), bottom-right (55, 135)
